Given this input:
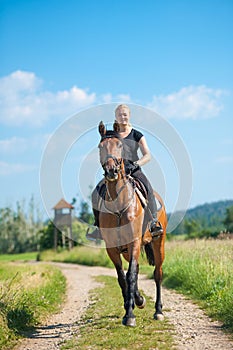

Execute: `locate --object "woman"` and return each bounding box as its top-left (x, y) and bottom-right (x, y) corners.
top-left (87, 104), bottom-right (163, 241)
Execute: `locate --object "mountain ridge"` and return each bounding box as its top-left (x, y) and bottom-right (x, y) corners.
top-left (170, 199), bottom-right (233, 234)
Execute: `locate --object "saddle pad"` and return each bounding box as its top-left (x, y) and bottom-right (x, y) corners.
top-left (155, 196), bottom-right (162, 211)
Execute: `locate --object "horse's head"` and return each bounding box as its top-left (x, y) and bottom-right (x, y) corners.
top-left (98, 121), bottom-right (124, 182)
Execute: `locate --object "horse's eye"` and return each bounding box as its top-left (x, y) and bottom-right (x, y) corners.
top-left (118, 142), bottom-right (123, 148)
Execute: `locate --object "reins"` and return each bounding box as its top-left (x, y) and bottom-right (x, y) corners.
top-left (102, 154), bottom-right (122, 177)
top-left (104, 177), bottom-right (135, 218)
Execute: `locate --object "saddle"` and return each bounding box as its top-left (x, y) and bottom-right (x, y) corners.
top-left (129, 176), bottom-right (148, 208)
top-left (95, 177), bottom-right (150, 236)
top-left (95, 177), bottom-right (148, 204)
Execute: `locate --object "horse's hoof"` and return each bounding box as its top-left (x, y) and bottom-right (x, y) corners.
top-left (154, 312), bottom-right (164, 321)
top-left (122, 317), bottom-right (136, 327)
top-left (136, 296), bottom-right (146, 309)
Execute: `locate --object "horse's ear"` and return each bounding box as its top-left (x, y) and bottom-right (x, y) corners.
top-left (99, 121), bottom-right (106, 136)
top-left (113, 120), bottom-right (120, 133)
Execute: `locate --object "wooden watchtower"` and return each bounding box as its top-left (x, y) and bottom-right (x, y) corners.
top-left (53, 198), bottom-right (74, 250)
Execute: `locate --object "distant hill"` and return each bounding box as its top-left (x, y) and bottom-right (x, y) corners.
top-left (170, 199), bottom-right (233, 235)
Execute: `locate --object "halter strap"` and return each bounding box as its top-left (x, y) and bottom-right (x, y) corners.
top-left (100, 131), bottom-right (122, 143)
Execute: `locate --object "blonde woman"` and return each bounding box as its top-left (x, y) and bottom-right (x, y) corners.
top-left (87, 104), bottom-right (163, 241)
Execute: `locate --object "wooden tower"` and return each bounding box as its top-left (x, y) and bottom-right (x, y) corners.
top-left (53, 198), bottom-right (74, 250)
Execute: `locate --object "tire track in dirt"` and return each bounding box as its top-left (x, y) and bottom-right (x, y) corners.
top-left (15, 263), bottom-right (232, 350)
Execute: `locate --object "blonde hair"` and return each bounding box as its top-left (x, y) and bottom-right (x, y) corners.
top-left (115, 104), bottom-right (131, 116)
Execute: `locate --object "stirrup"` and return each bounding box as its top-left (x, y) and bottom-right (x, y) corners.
top-left (149, 220), bottom-right (163, 236)
top-left (86, 227), bottom-right (102, 241)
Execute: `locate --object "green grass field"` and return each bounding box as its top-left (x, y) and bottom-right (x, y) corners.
top-left (0, 251), bottom-right (38, 262)
top-left (0, 261), bottom-right (66, 350)
top-left (162, 239), bottom-right (233, 331)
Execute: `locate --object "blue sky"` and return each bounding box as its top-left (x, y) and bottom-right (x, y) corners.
top-left (0, 0), bottom-right (233, 221)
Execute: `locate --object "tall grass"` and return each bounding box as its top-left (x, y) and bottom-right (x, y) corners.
top-left (40, 246), bottom-right (147, 271)
top-left (162, 239), bottom-right (233, 331)
top-left (40, 246), bottom-right (114, 267)
top-left (0, 262), bottom-right (66, 349)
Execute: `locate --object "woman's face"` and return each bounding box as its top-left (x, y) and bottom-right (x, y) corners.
top-left (115, 107), bottom-right (130, 125)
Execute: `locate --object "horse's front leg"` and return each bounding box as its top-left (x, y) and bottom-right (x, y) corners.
top-left (115, 262), bottom-right (127, 303)
top-left (122, 240), bottom-right (141, 327)
top-left (106, 248), bottom-right (127, 309)
top-left (134, 263), bottom-right (146, 309)
top-left (122, 257), bottom-right (137, 327)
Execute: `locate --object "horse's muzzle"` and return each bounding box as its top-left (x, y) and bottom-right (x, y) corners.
top-left (104, 167), bottom-right (119, 182)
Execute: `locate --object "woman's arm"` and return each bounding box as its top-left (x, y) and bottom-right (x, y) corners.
top-left (135, 136), bottom-right (151, 167)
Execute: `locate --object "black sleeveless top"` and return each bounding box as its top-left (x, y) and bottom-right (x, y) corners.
top-left (122, 128), bottom-right (143, 163)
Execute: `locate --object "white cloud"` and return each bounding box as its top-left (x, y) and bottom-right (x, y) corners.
top-left (101, 93), bottom-right (113, 104)
top-left (101, 93), bottom-right (131, 104)
top-left (116, 94), bottom-right (131, 102)
top-left (0, 70), bottom-right (96, 127)
top-left (148, 85), bottom-right (226, 120)
top-left (0, 137), bottom-right (28, 154)
top-left (0, 161), bottom-right (36, 175)
top-left (0, 71), bottom-right (227, 127)
top-left (0, 70), bottom-right (41, 93)
top-left (0, 134), bottom-right (51, 155)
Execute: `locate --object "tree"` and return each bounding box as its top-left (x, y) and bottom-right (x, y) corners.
top-left (223, 205), bottom-right (233, 232)
top-left (39, 221), bottom-right (63, 250)
top-left (78, 200), bottom-right (94, 225)
top-left (72, 220), bottom-right (89, 245)
top-left (0, 197), bottom-right (43, 254)
top-left (184, 219), bottom-right (201, 238)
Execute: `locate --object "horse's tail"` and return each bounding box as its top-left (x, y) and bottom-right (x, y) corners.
top-left (144, 243), bottom-right (155, 266)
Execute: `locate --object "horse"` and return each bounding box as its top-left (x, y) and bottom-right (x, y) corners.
top-left (96, 120), bottom-right (167, 327)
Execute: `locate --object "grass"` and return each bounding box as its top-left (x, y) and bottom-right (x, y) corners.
top-left (162, 239), bottom-right (233, 332)
top-left (40, 239), bottom-right (233, 332)
top-left (2, 237), bottom-right (232, 349)
top-left (40, 246), bottom-right (154, 273)
top-left (61, 275), bottom-right (175, 350)
top-left (40, 246), bottom-right (114, 268)
top-left (0, 251), bottom-right (38, 262)
top-left (0, 262), bottom-right (66, 350)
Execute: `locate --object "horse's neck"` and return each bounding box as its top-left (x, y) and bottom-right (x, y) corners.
top-left (106, 177), bottom-right (130, 201)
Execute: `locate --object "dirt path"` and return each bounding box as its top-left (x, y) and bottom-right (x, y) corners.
top-left (16, 263), bottom-right (232, 350)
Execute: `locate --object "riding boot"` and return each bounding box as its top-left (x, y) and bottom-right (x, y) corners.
top-left (142, 211), bottom-right (163, 244)
top-left (149, 214), bottom-right (163, 238)
top-left (86, 209), bottom-right (103, 241)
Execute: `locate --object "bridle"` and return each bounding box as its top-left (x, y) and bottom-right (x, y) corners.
top-left (102, 154), bottom-right (123, 178)
top-left (99, 135), bottom-right (124, 182)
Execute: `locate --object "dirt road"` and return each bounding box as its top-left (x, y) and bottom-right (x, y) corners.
top-left (16, 263), bottom-right (232, 350)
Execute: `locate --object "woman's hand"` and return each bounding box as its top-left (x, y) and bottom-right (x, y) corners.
top-left (127, 160), bottom-right (140, 174)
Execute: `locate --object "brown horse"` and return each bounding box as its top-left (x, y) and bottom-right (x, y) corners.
top-left (97, 121), bottom-right (167, 327)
